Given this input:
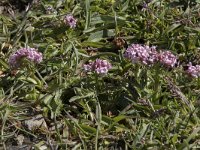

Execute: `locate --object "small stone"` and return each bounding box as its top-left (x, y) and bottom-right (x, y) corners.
top-left (16, 134), bottom-right (24, 146)
top-left (24, 115), bottom-right (48, 131)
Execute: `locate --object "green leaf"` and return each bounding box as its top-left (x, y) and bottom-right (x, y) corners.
top-left (102, 115), bottom-right (113, 126)
top-left (121, 0), bottom-right (130, 12)
top-left (83, 27), bottom-right (96, 33)
top-left (19, 77), bottom-right (38, 85)
top-left (88, 30), bottom-right (115, 42)
top-left (42, 94), bottom-right (54, 105)
top-left (184, 26), bottom-right (200, 33)
top-left (69, 92), bottom-right (95, 102)
top-left (165, 23), bottom-right (181, 33)
top-left (186, 127), bottom-right (200, 144)
top-left (0, 59), bottom-right (9, 69)
top-left (134, 124), bottom-right (149, 144)
top-left (113, 115), bottom-right (127, 122)
top-left (82, 41), bottom-right (109, 48)
top-left (85, 0), bottom-right (91, 30)
top-left (79, 124), bottom-right (97, 134)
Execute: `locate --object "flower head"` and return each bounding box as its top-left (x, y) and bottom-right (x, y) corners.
top-left (186, 63), bottom-right (200, 78)
top-left (64, 14), bottom-right (77, 28)
top-left (9, 48), bottom-right (43, 69)
top-left (158, 51), bottom-right (177, 68)
top-left (124, 44), bottom-right (158, 65)
top-left (83, 59), bottom-right (112, 75)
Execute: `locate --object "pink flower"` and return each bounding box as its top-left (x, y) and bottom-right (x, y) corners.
top-left (64, 14), bottom-right (77, 28)
top-left (124, 44), bottom-right (159, 65)
top-left (158, 51), bottom-right (177, 68)
top-left (83, 59), bottom-right (112, 74)
top-left (9, 48), bottom-right (43, 69)
top-left (186, 63), bottom-right (200, 78)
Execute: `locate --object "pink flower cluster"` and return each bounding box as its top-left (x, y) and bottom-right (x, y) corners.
top-left (186, 63), bottom-right (200, 78)
top-left (124, 44), bottom-right (158, 65)
top-left (9, 48), bottom-right (43, 69)
top-left (159, 51), bottom-right (177, 68)
top-left (83, 59), bottom-right (112, 74)
top-left (64, 14), bottom-right (77, 28)
top-left (124, 44), bottom-right (177, 67)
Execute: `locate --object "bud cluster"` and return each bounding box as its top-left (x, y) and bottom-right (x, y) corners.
top-left (186, 63), bottom-right (200, 78)
top-left (84, 59), bottom-right (112, 75)
top-left (9, 48), bottom-right (43, 69)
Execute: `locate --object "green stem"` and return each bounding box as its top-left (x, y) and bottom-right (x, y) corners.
top-left (35, 69), bottom-right (48, 87)
top-left (95, 100), bottom-right (101, 150)
top-left (153, 64), bottom-right (161, 102)
top-left (94, 74), bottom-right (101, 150)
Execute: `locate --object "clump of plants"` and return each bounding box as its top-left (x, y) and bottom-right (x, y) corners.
top-left (0, 0), bottom-right (200, 149)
